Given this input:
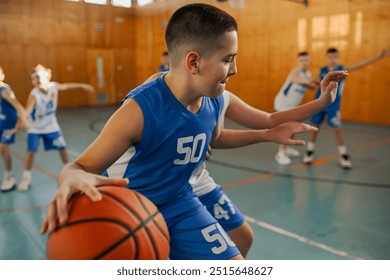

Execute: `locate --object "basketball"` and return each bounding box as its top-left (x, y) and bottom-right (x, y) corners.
top-left (46, 186), bottom-right (170, 260)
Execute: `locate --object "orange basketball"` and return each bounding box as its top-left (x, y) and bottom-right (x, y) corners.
top-left (46, 186), bottom-right (170, 260)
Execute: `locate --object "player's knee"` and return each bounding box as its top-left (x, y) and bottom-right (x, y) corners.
top-left (0, 143), bottom-right (9, 154)
top-left (228, 222), bottom-right (254, 257)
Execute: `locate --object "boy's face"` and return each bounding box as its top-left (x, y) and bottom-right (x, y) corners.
top-left (297, 55), bottom-right (310, 70)
top-left (196, 31), bottom-right (238, 98)
top-left (326, 52), bottom-right (339, 67)
top-left (31, 71), bottom-right (51, 89)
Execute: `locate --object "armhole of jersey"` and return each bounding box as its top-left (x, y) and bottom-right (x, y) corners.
top-left (130, 94), bottom-right (154, 152)
top-left (219, 91), bottom-right (231, 128)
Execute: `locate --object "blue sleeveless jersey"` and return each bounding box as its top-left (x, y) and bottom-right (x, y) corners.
top-left (314, 65), bottom-right (345, 109)
top-left (122, 76), bottom-right (224, 219)
top-left (0, 84), bottom-right (17, 128)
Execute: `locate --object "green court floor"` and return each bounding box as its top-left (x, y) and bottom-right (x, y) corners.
top-left (0, 106), bottom-right (389, 260)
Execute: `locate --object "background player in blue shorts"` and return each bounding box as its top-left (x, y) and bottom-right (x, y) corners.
top-left (302, 47), bottom-right (390, 169)
top-left (17, 64), bottom-right (94, 192)
top-left (40, 4), bottom-right (344, 259)
top-left (0, 65), bottom-right (28, 192)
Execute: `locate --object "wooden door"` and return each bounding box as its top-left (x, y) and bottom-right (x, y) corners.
top-left (87, 48), bottom-right (115, 105)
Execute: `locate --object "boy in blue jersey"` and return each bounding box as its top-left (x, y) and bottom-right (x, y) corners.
top-left (40, 4), bottom-right (345, 259)
top-left (0, 66), bottom-right (28, 192)
top-left (303, 47), bottom-right (390, 169)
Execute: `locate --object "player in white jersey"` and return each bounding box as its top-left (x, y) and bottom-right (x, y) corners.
top-left (17, 64), bottom-right (94, 192)
top-left (274, 52), bottom-right (319, 165)
top-left (105, 69), bottom-right (347, 257)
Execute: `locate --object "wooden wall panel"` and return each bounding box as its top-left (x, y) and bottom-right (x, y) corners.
top-left (132, 0), bottom-right (390, 125)
top-left (0, 45), bottom-right (29, 102)
top-left (0, 0), bottom-right (388, 125)
top-left (0, 0), bottom-right (137, 107)
top-left (114, 48), bottom-right (136, 102)
top-left (56, 46), bottom-right (89, 106)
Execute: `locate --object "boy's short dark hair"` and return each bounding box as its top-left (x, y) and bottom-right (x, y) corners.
top-left (162, 51), bottom-right (168, 56)
top-left (298, 51), bottom-right (309, 57)
top-left (165, 3), bottom-right (238, 66)
top-left (327, 48), bottom-right (339, 54)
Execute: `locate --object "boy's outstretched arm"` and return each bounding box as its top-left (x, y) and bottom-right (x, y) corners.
top-left (55, 82), bottom-right (94, 93)
top-left (40, 98), bottom-right (142, 234)
top-left (225, 71), bottom-right (348, 129)
top-left (210, 120), bottom-right (318, 149)
top-left (344, 47), bottom-right (390, 72)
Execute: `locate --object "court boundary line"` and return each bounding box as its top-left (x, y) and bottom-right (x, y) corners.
top-left (219, 137), bottom-right (390, 190)
top-left (244, 215), bottom-right (364, 260)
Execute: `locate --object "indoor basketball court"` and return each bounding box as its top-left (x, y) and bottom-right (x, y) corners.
top-left (0, 0), bottom-right (389, 261)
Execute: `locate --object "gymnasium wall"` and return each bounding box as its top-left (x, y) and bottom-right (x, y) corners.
top-left (133, 0), bottom-right (390, 125)
top-left (0, 0), bottom-right (136, 106)
top-left (0, 0), bottom-right (389, 125)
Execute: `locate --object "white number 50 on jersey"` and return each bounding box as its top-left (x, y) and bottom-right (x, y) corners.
top-left (174, 133), bottom-right (206, 165)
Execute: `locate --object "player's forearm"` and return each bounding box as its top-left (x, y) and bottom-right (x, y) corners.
top-left (291, 77), bottom-right (311, 86)
top-left (211, 128), bottom-right (272, 149)
top-left (59, 83), bottom-right (91, 91)
top-left (269, 97), bottom-right (326, 126)
top-left (345, 53), bottom-right (383, 72)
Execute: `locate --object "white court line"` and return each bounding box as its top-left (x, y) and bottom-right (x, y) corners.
top-left (244, 215), bottom-right (364, 260)
top-left (65, 148), bottom-right (365, 260)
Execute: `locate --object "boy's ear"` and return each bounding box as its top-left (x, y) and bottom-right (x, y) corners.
top-left (185, 51), bottom-right (200, 75)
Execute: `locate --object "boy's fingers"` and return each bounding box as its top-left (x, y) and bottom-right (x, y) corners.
top-left (297, 123), bottom-right (318, 132)
top-left (96, 177), bottom-right (129, 188)
top-left (40, 217), bottom-right (48, 235)
top-left (47, 201), bottom-right (58, 232)
top-left (287, 139), bottom-right (305, 146)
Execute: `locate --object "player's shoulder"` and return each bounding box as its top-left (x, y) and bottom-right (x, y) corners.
top-left (125, 76), bottom-right (162, 100)
top-left (0, 83), bottom-right (11, 93)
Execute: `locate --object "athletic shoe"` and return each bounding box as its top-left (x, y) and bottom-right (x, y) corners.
top-left (302, 150), bottom-right (314, 164)
top-left (275, 151), bottom-right (291, 165)
top-left (339, 154), bottom-right (352, 169)
top-left (1, 176), bottom-right (16, 192)
top-left (285, 147), bottom-right (300, 157)
top-left (17, 175), bottom-right (31, 192)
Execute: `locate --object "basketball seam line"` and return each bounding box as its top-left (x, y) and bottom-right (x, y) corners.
top-left (93, 214), bottom-right (159, 260)
top-left (98, 190), bottom-right (161, 259)
top-left (133, 192), bottom-right (163, 259)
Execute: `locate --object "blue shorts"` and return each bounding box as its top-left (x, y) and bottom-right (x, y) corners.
top-left (27, 131), bottom-right (67, 152)
top-left (0, 128), bottom-right (16, 144)
top-left (311, 107), bottom-right (341, 128)
top-left (166, 203), bottom-right (240, 260)
top-left (199, 186), bottom-right (245, 232)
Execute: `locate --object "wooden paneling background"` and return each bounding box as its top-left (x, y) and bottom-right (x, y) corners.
top-left (0, 0), bottom-right (389, 124)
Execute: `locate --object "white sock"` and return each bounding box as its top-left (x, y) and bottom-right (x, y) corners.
top-left (307, 142), bottom-right (315, 151)
top-left (338, 145), bottom-right (347, 155)
top-left (22, 170), bottom-right (32, 178)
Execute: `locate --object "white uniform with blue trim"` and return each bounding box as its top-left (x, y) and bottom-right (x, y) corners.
top-left (29, 82), bottom-right (60, 134)
top-left (274, 68), bottom-right (311, 111)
